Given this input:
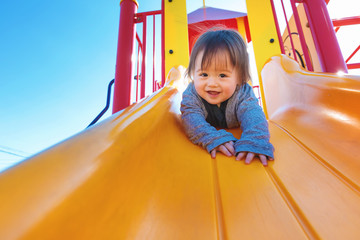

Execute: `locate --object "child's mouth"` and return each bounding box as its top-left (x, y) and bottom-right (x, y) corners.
top-left (207, 91), bottom-right (220, 96)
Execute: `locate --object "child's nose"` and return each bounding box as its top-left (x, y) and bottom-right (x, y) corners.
top-left (207, 77), bottom-right (218, 86)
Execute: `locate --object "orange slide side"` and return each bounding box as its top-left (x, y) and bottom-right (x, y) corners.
top-left (0, 57), bottom-right (360, 239)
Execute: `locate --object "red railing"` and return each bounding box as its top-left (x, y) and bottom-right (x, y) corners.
top-left (133, 10), bottom-right (163, 103)
top-left (270, 0), bottom-right (347, 73)
top-left (270, 0), bottom-right (313, 70)
top-left (252, 85), bottom-right (262, 107)
top-left (113, 0), bottom-right (165, 113)
top-left (332, 16), bottom-right (360, 70)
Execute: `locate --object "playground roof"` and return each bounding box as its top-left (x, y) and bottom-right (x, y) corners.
top-left (188, 7), bottom-right (247, 24)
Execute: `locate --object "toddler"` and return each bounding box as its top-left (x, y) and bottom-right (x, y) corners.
top-left (180, 29), bottom-right (274, 166)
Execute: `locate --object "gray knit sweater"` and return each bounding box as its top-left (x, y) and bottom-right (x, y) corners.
top-left (180, 82), bottom-right (274, 158)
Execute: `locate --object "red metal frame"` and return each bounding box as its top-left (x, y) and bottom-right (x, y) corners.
top-left (133, 10), bottom-right (162, 102)
top-left (302, 0), bottom-right (347, 73)
top-left (347, 63), bottom-right (360, 70)
top-left (135, 33), bottom-right (141, 101)
top-left (137, 10), bottom-right (162, 96)
top-left (140, 16), bottom-right (147, 99)
top-left (153, 15), bottom-right (156, 92)
top-left (289, 0), bottom-right (313, 71)
top-left (332, 16), bottom-right (360, 27)
top-left (161, 0), bottom-right (165, 87)
top-left (270, 0), bottom-right (285, 55)
top-left (280, 0), bottom-right (298, 62)
top-left (113, 0), bottom-right (138, 113)
top-left (270, 0), bottom-right (349, 73)
top-left (345, 45), bottom-right (360, 64)
top-left (113, 0), bottom-right (164, 112)
top-left (332, 16), bottom-right (360, 70)
top-left (252, 86), bottom-right (262, 107)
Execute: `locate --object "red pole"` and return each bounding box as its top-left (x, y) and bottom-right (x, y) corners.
top-left (332, 16), bottom-right (360, 27)
top-left (345, 45), bottom-right (360, 63)
top-left (140, 17), bottom-right (147, 99)
top-left (161, 0), bottom-right (165, 87)
top-left (153, 15), bottom-right (156, 92)
top-left (136, 44), bottom-right (140, 101)
top-left (270, 0), bottom-right (285, 54)
top-left (113, 0), bottom-right (138, 113)
top-left (302, 0), bottom-right (347, 73)
top-left (280, 0), bottom-right (298, 62)
top-left (290, 0), bottom-right (313, 71)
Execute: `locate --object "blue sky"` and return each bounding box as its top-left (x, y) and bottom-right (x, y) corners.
top-left (1, 1), bottom-right (123, 169)
top-left (0, 0), bottom-right (247, 171)
top-left (0, 0), bottom-right (358, 171)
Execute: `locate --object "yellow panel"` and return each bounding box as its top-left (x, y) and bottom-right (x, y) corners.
top-left (215, 129), bottom-right (308, 239)
top-left (262, 55), bottom-right (360, 238)
top-left (236, 17), bottom-right (247, 42)
top-left (0, 68), bottom-right (217, 240)
top-left (245, 0), bottom-right (281, 117)
top-left (164, 0), bottom-right (189, 79)
top-left (268, 122), bottom-right (360, 239)
top-left (262, 54), bottom-right (360, 187)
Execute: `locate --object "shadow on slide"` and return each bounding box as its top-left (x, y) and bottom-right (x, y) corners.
top-left (0, 56), bottom-right (360, 239)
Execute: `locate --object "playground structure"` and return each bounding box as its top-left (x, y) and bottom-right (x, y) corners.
top-left (0, 0), bottom-right (360, 239)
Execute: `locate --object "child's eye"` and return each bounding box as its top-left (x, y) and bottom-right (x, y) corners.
top-left (200, 73), bottom-right (208, 77)
top-left (219, 74), bottom-right (227, 78)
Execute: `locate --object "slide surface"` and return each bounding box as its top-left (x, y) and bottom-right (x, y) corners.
top-left (0, 58), bottom-right (360, 239)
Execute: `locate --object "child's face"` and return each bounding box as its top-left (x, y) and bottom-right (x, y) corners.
top-left (193, 50), bottom-right (239, 106)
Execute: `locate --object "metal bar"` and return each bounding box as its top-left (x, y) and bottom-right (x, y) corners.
top-left (140, 16), bottom-right (147, 99)
top-left (136, 32), bottom-right (143, 50)
top-left (347, 63), bottom-right (360, 70)
top-left (113, 0), bottom-right (138, 113)
top-left (332, 16), bottom-right (360, 27)
top-left (270, 0), bottom-right (285, 54)
top-left (136, 10), bottom-right (162, 17)
top-left (153, 14), bottom-right (156, 92)
top-left (87, 79), bottom-right (115, 127)
top-left (136, 44), bottom-right (140, 101)
top-left (290, 0), bottom-right (313, 71)
top-left (280, 0), bottom-right (298, 61)
top-left (161, 0), bottom-right (165, 87)
top-left (302, 0), bottom-right (347, 73)
top-left (345, 45), bottom-right (360, 63)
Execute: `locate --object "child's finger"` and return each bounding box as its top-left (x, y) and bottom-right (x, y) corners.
top-left (211, 150), bottom-right (216, 159)
top-left (218, 145), bottom-right (232, 157)
top-left (259, 154), bottom-right (268, 166)
top-left (244, 152), bottom-right (255, 164)
top-left (224, 142), bottom-right (235, 155)
top-left (236, 152), bottom-right (246, 161)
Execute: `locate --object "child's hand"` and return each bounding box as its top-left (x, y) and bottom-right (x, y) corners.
top-left (236, 152), bottom-right (274, 166)
top-left (210, 141), bottom-right (235, 159)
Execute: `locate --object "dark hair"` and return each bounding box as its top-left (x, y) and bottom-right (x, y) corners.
top-left (186, 29), bottom-right (251, 85)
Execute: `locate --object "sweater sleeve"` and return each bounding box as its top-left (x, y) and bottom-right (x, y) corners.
top-left (234, 84), bottom-right (274, 158)
top-left (180, 84), bottom-right (237, 152)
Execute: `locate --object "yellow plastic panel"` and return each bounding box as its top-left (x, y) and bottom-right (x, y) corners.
top-left (214, 129), bottom-right (308, 239)
top-left (245, 0), bottom-right (281, 116)
top-left (262, 55), bottom-right (360, 188)
top-left (262, 55), bottom-right (360, 239)
top-left (164, 0), bottom-right (189, 78)
top-left (236, 17), bottom-right (247, 42)
top-left (267, 122), bottom-right (360, 239)
top-left (0, 68), bottom-right (217, 240)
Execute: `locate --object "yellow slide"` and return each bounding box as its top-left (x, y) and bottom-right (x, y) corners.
top-left (1, 57), bottom-right (360, 239)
